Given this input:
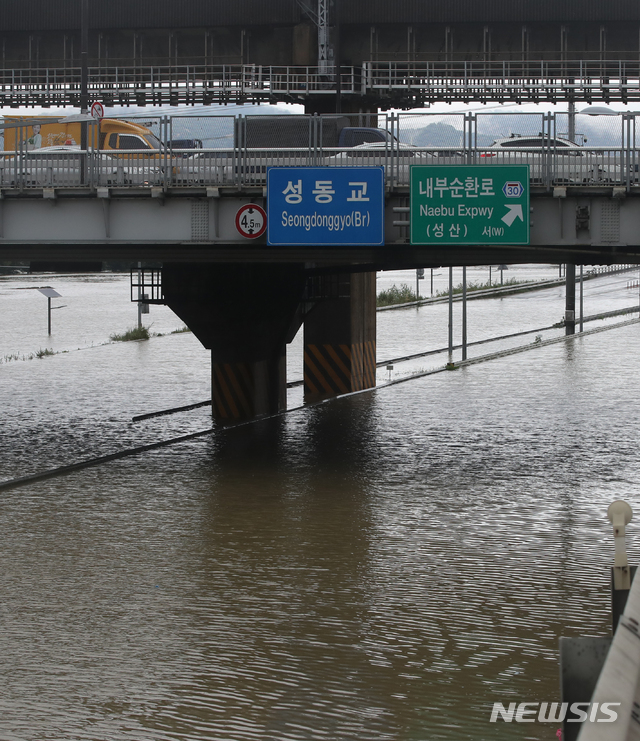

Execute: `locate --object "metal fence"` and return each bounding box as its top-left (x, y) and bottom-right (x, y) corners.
top-left (0, 60), bottom-right (640, 105)
top-left (2, 111), bottom-right (640, 191)
top-left (363, 59), bottom-right (640, 103)
top-left (0, 65), bottom-right (359, 107)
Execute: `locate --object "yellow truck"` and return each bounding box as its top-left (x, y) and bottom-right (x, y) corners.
top-left (3, 117), bottom-right (162, 152)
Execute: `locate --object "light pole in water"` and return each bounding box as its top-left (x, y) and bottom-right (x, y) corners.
top-left (462, 266), bottom-right (467, 360)
top-left (448, 266), bottom-right (453, 361)
top-left (579, 265), bottom-right (584, 332)
top-left (37, 288), bottom-right (62, 335)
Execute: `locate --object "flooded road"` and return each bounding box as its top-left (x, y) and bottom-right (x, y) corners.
top-left (1, 267), bottom-right (639, 740)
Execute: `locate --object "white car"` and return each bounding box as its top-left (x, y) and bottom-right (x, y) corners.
top-left (323, 141), bottom-right (435, 184)
top-left (173, 150), bottom-right (236, 186)
top-left (324, 141), bottom-right (434, 163)
top-left (0, 145), bottom-right (162, 187)
top-left (477, 135), bottom-right (611, 184)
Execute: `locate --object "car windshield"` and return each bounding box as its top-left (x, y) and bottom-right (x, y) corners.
top-left (145, 133), bottom-right (163, 150)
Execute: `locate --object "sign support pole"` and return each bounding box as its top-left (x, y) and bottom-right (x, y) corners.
top-left (579, 264), bottom-right (584, 332)
top-left (448, 266), bottom-right (453, 361)
top-left (462, 266), bottom-right (467, 361)
top-left (37, 287), bottom-right (62, 336)
top-left (137, 262), bottom-right (143, 329)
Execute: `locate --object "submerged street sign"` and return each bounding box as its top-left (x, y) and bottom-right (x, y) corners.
top-left (410, 165), bottom-right (529, 245)
top-left (267, 167), bottom-right (384, 246)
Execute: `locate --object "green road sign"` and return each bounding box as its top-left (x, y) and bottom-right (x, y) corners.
top-left (410, 165), bottom-right (530, 245)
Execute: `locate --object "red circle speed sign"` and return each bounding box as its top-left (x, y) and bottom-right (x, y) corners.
top-left (235, 204), bottom-right (267, 239)
top-left (90, 101), bottom-right (105, 121)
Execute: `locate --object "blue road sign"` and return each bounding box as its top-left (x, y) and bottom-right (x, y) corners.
top-left (267, 167), bottom-right (385, 246)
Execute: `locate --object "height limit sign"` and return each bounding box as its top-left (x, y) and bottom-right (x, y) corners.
top-left (410, 165), bottom-right (529, 245)
top-left (235, 204), bottom-right (267, 239)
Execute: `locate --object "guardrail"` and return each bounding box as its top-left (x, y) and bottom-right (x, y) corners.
top-left (2, 111), bottom-right (640, 192)
top-left (0, 146), bottom-right (637, 191)
top-left (570, 501), bottom-right (637, 741)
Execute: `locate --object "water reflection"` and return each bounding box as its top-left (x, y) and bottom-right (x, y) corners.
top-left (1, 274), bottom-right (639, 740)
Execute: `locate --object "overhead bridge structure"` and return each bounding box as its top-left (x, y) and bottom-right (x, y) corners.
top-left (2, 0), bottom-right (640, 108)
top-left (4, 60), bottom-right (640, 108)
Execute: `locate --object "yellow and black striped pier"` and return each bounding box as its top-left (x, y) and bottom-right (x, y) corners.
top-left (304, 272), bottom-right (377, 402)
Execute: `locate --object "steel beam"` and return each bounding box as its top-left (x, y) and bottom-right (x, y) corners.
top-left (2, 192), bottom-right (640, 266)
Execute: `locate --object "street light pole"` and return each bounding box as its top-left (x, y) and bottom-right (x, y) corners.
top-left (80, 0), bottom-right (89, 115)
top-left (565, 264), bottom-right (576, 335)
top-left (80, 0), bottom-right (89, 185)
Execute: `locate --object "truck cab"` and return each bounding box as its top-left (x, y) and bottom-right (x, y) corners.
top-left (98, 121), bottom-right (162, 152)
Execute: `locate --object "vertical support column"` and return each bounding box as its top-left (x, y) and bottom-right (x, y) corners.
top-left (161, 264), bottom-right (306, 424)
top-left (304, 272), bottom-right (376, 402)
top-left (565, 263), bottom-right (576, 335)
top-left (212, 346), bottom-right (287, 421)
top-left (462, 266), bottom-right (467, 361)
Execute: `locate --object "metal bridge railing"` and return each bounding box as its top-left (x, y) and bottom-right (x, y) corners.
top-left (363, 59), bottom-right (640, 102)
top-left (0, 146), bottom-right (635, 191)
top-left (2, 59), bottom-right (640, 104)
top-left (0, 64), bottom-right (358, 106)
top-left (1, 111), bottom-right (640, 191)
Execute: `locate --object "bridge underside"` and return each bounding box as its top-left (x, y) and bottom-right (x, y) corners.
top-left (2, 191), bottom-right (640, 268)
top-left (2, 2), bottom-right (640, 106)
top-left (3, 2), bottom-right (640, 71)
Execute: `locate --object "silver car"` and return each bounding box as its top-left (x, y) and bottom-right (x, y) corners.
top-left (324, 141), bottom-right (435, 185)
top-left (477, 135), bottom-right (611, 184)
top-left (0, 145), bottom-right (162, 187)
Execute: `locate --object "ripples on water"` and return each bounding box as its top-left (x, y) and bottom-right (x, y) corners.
top-left (1, 270), bottom-right (639, 740)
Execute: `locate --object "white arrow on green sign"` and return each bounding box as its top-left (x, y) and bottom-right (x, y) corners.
top-left (410, 165), bottom-right (530, 245)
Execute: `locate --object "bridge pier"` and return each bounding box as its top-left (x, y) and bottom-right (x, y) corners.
top-left (161, 264), bottom-right (307, 423)
top-left (565, 263), bottom-right (576, 335)
top-left (303, 272), bottom-right (377, 402)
